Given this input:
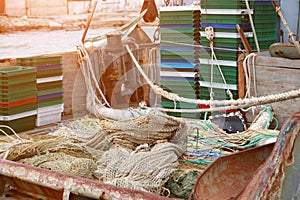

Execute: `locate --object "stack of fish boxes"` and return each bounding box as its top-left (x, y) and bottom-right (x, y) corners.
top-left (0, 66), bottom-right (37, 133)
top-left (252, 0), bottom-right (278, 50)
top-left (199, 0), bottom-right (254, 107)
top-left (17, 56), bottom-right (64, 126)
top-left (160, 6), bottom-right (201, 118)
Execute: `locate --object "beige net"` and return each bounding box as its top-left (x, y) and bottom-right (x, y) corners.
top-left (85, 112), bottom-right (187, 151)
top-left (20, 152), bottom-right (97, 179)
top-left (0, 112), bottom-right (188, 195)
top-left (94, 142), bottom-right (184, 194)
top-left (85, 112), bottom-right (188, 194)
top-left (0, 134), bottom-right (97, 179)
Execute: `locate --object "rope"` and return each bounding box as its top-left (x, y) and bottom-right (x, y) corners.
top-left (77, 44), bottom-right (110, 107)
top-left (243, 53), bottom-right (258, 98)
top-left (205, 26), bottom-right (234, 101)
top-left (0, 125), bottom-right (24, 141)
top-left (126, 45), bottom-right (300, 112)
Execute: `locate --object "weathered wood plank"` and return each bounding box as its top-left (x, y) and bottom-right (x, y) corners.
top-left (62, 52), bottom-right (83, 115)
top-left (247, 55), bottom-right (300, 127)
top-left (255, 55), bottom-right (300, 69)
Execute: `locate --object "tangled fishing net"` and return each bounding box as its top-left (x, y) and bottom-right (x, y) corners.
top-left (0, 112), bottom-right (189, 195)
top-left (86, 112), bottom-right (188, 194)
top-left (0, 133), bottom-right (97, 179)
top-left (85, 111), bottom-right (187, 151)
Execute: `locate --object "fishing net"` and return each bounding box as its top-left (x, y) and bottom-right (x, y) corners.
top-left (165, 169), bottom-right (201, 199)
top-left (85, 111), bottom-right (188, 151)
top-left (19, 152), bottom-right (96, 179)
top-left (85, 112), bottom-right (189, 194)
top-left (0, 112), bottom-right (189, 195)
top-left (94, 142), bottom-right (184, 194)
top-left (0, 133), bottom-right (97, 179)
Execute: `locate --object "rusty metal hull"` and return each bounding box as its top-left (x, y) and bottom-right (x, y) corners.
top-left (238, 111), bottom-right (300, 200)
top-left (189, 143), bottom-right (274, 200)
top-left (190, 111), bottom-right (300, 200)
top-left (0, 159), bottom-right (180, 200)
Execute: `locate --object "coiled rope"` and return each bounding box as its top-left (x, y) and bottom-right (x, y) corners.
top-left (125, 45), bottom-right (300, 113)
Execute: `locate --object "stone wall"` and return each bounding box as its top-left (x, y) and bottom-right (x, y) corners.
top-left (5, 0), bottom-right (67, 16)
top-left (26, 0), bottom-right (67, 16)
top-left (5, 0), bottom-right (26, 16)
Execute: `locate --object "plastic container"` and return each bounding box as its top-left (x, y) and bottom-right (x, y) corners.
top-left (161, 50), bottom-right (200, 57)
top-left (36, 104), bottom-right (64, 126)
top-left (200, 14), bottom-right (249, 24)
top-left (0, 66), bottom-right (36, 77)
top-left (16, 56), bottom-right (62, 67)
top-left (37, 80), bottom-right (63, 91)
top-left (0, 90), bottom-right (37, 102)
top-left (0, 110), bottom-right (37, 134)
top-left (38, 98), bottom-right (64, 108)
top-left (0, 98), bottom-right (37, 108)
top-left (37, 75), bottom-right (63, 84)
top-left (36, 64), bottom-right (62, 71)
top-left (161, 35), bottom-right (198, 44)
top-left (36, 68), bottom-right (63, 79)
top-left (37, 88), bottom-right (64, 96)
top-left (199, 86), bottom-right (238, 100)
top-left (0, 82), bottom-right (36, 95)
top-left (0, 102), bottom-right (37, 115)
top-left (200, 49), bottom-right (238, 61)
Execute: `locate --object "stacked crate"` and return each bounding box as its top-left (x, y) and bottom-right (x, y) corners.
top-left (160, 6), bottom-right (201, 118)
top-left (252, 0), bottom-right (278, 50)
top-left (0, 66), bottom-right (37, 133)
top-left (17, 56), bottom-right (64, 126)
top-left (199, 1), bottom-right (254, 106)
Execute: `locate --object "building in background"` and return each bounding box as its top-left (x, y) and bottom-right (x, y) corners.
top-left (1, 0), bottom-right (197, 16)
top-left (2, 0), bottom-right (299, 43)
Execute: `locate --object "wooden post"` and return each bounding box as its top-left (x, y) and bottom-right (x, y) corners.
top-left (238, 53), bottom-right (246, 99)
top-left (81, 1), bottom-right (97, 43)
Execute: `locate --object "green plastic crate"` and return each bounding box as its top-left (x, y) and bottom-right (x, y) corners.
top-left (200, 87), bottom-right (238, 100)
top-left (37, 80), bottom-right (63, 91)
top-left (200, 37), bottom-right (254, 49)
top-left (0, 81), bottom-right (35, 90)
top-left (0, 103), bottom-right (37, 115)
top-left (0, 75), bottom-right (36, 86)
top-left (200, 49), bottom-right (238, 61)
top-left (36, 68), bottom-right (63, 79)
top-left (161, 99), bottom-right (199, 119)
top-left (199, 73), bottom-right (237, 85)
top-left (161, 34), bottom-right (198, 43)
top-left (0, 90), bottom-right (36, 102)
top-left (0, 66), bottom-right (36, 77)
top-left (16, 56), bottom-right (62, 66)
top-left (200, 15), bottom-right (249, 24)
top-left (0, 115), bottom-right (36, 134)
top-left (161, 54), bottom-right (195, 60)
top-left (161, 50), bottom-right (199, 57)
top-left (201, 1), bottom-right (254, 9)
top-left (38, 99), bottom-right (64, 108)
top-left (161, 27), bottom-right (199, 34)
top-left (161, 32), bottom-right (196, 40)
top-left (0, 82), bottom-right (36, 95)
top-left (161, 99), bottom-right (198, 109)
top-left (161, 80), bottom-right (195, 87)
top-left (37, 87), bottom-right (63, 96)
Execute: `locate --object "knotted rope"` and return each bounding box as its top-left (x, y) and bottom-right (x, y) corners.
top-left (125, 45), bottom-right (300, 112)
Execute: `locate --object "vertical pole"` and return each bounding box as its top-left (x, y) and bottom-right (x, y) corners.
top-left (81, 1), bottom-right (97, 43)
top-left (238, 53), bottom-right (246, 99)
